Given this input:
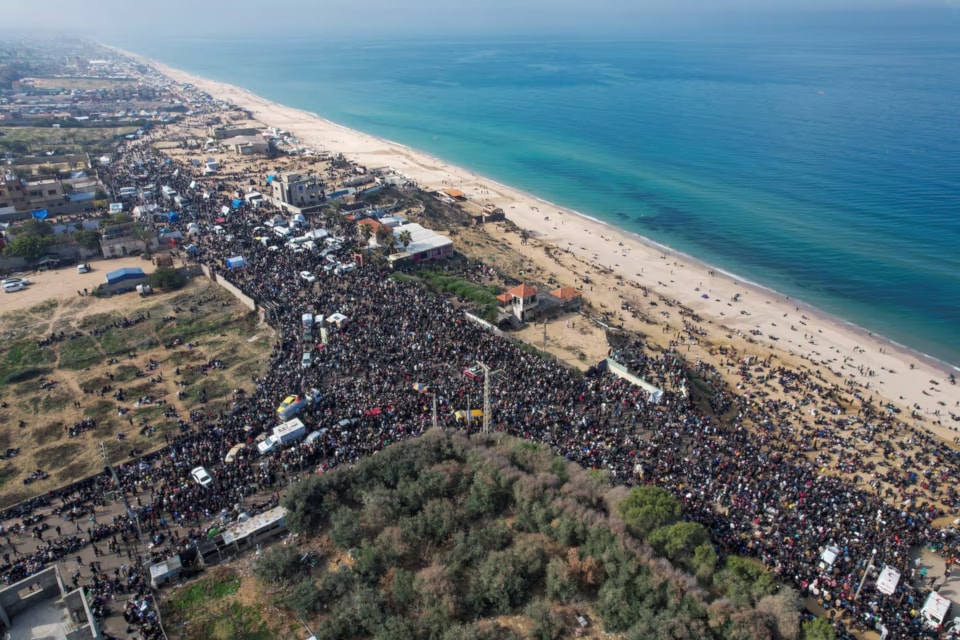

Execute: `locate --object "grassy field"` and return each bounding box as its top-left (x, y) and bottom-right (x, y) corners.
top-left (0, 280), bottom-right (273, 508)
top-left (0, 125), bottom-right (139, 155)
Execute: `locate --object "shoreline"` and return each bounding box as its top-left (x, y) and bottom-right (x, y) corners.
top-left (109, 45), bottom-right (960, 439)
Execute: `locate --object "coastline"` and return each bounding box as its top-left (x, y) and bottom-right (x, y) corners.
top-left (111, 45), bottom-right (960, 441)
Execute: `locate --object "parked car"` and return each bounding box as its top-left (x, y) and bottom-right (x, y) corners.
top-left (224, 444), bottom-right (246, 464)
top-left (2, 282), bottom-right (25, 293)
top-left (1, 277), bottom-right (29, 287)
top-left (301, 352), bottom-right (313, 369)
top-left (299, 270), bottom-right (317, 283)
top-left (77, 263), bottom-right (91, 274)
top-left (190, 466), bottom-right (213, 488)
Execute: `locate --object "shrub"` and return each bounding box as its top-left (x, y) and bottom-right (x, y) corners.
top-left (253, 545), bottom-right (305, 587)
top-left (329, 505), bottom-right (362, 549)
top-left (148, 266), bottom-right (186, 290)
top-left (615, 485), bottom-right (682, 540)
top-left (284, 577), bottom-right (321, 616)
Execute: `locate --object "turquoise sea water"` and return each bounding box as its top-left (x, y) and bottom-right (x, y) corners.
top-left (119, 15), bottom-right (960, 367)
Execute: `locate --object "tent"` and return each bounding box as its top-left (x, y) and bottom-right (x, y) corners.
top-left (266, 174), bottom-right (275, 185)
top-left (31, 209), bottom-right (48, 220)
top-left (221, 205), bottom-right (230, 215)
top-left (232, 199), bottom-right (243, 209)
top-left (168, 211), bottom-right (179, 223)
top-left (226, 256), bottom-right (247, 270)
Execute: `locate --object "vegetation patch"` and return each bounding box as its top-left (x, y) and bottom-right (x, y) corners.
top-left (34, 442), bottom-right (83, 471)
top-left (191, 429), bottom-right (809, 640)
top-left (58, 335), bottom-right (102, 369)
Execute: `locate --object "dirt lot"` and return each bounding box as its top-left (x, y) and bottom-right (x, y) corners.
top-left (0, 276), bottom-right (273, 509)
top-left (2, 257), bottom-right (156, 312)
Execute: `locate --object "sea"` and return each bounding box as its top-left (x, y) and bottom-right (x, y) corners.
top-left (118, 11), bottom-right (960, 368)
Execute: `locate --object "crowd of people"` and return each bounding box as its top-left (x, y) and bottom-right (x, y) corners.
top-left (3, 105), bottom-right (960, 639)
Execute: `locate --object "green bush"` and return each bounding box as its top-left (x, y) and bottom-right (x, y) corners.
top-left (148, 266), bottom-right (186, 291)
top-left (284, 577), bottom-right (321, 616)
top-left (253, 545), bottom-right (305, 587)
top-left (615, 485), bottom-right (682, 540)
top-left (330, 506), bottom-right (362, 549)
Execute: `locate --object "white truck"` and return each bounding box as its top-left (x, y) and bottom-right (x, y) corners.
top-left (257, 418), bottom-right (307, 455)
top-left (921, 591), bottom-right (951, 630)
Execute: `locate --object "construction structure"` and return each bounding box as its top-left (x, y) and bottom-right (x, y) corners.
top-left (0, 565), bottom-right (102, 639)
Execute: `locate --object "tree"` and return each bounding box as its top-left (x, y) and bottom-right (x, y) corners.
top-left (3, 234), bottom-right (54, 261)
top-left (148, 266), bottom-right (186, 291)
top-left (648, 521), bottom-right (709, 566)
top-left (398, 229), bottom-right (413, 251)
top-left (285, 577), bottom-right (322, 616)
top-left (20, 219), bottom-right (54, 237)
top-left (73, 229), bottom-right (101, 251)
top-left (253, 545), bottom-right (305, 587)
top-left (329, 506), bottom-right (362, 549)
top-left (359, 222), bottom-right (373, 247)
top-left (375, 225), bottom-right (392, 247)
top-left (801, 617), bottom-right (836, 640)
top-left (715, 556), bottom-right (777, 607)
top-left (756, 589), bottom-right (802, 640)
top-left (615, 486), bottom-right (682, 540)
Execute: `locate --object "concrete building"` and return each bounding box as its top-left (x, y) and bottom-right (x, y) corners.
top-left (209, 125), bottom-right (259, 140)
top-left (100, 223), bottom-right (155, 258)
top-left (221, 135), bottom-right (269, 155)
top-left (0, 174), bottom-right (67, 213)
top-left (0, 565), bottom-right (102, 639)
top-left (506, 284), bottom-right (539, 322)
top-left (385, 223), bottom-right (454, 265)
top-left (270, 172), bottom-right (326, 211)
top-left (550, 286), bottom-right (583, 311)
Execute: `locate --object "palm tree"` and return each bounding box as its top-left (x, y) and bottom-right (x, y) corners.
top-left (398, 229), bottom-right (413, 251)
top-left (359, 223), bottom-right (373, 248)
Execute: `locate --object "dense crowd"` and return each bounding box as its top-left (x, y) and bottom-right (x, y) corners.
top-left (3, 118), bottom-right (960, 639)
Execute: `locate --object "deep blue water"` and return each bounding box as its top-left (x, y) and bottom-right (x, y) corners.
top-left (118, 15), bottom-right (960, 367)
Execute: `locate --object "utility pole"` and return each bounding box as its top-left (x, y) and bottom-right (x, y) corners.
top-left (476, 361), bottom-right (503, 435)
top-left (855, 548), bottom-right (877, 601)
top-left (431, 393), bottom-right (438, 430)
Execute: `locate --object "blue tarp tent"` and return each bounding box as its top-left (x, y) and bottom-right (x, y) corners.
top-left (231, 199), bottom-right (243, 209)
top-left (266, 175), bottom-right (275, 185)
top-left (105, 267), bottom-right (146, 285)
top-left (226, 256), bottom-right (247, 270)
top-left (168, 211), bottom-right (179, 223)
top-left (31, 209), bottom-right (48, 219)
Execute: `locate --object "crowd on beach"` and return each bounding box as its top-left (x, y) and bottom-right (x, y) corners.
top-left (4, 107), bottom-right (960, 639)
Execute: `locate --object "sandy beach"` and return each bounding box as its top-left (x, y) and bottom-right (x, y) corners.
top-left (124, 51), bottom-right (960, 444)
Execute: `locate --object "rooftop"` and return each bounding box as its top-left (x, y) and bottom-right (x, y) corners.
top-left (507, 284), bottom-right (538, 299)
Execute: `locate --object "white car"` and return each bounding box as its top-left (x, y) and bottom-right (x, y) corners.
top-left (3, 282), bottom-right (25, 293)
top-left (190, 466), bottom-right (213, 488)
top-left (301, 351), bottom-right (313, 369)
top-left (77, 264), bottom-right (91, 274)
top-left (299, 270), bottom-right (317, 283)
top-left (1, 277), bottom-right (29, 287)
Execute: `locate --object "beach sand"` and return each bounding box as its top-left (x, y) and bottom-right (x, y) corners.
top-left (128, 52), bottom-right (960, 444)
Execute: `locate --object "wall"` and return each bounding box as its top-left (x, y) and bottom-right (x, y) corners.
top-left (605, 358), bottom-right (664, 403)
top-left (201, 264), bottom-right (256, 312)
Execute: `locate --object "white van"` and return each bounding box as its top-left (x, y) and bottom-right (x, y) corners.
top-left (302, 313), bottom-right (314, 328)
top-left (921, 591), bottom-right (951, 629)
